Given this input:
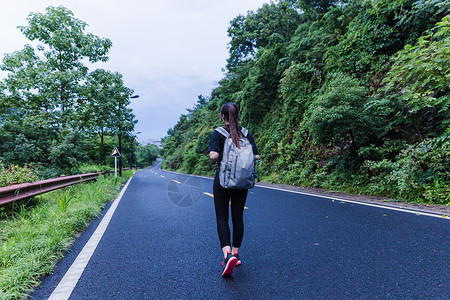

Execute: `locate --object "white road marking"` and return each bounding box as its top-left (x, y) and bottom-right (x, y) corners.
top-left (48, 177), bottom-right (133, 300)
top-left (160, 168), bottom-right (447, 219)
top-left (257, 185), bottom-right (448, 220)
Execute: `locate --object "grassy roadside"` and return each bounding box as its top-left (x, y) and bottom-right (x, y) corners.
top-left (0, 171), bottom-right (134, 299)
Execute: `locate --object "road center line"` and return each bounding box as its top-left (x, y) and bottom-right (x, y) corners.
top-left (48, 177), bottom-right (133, 300)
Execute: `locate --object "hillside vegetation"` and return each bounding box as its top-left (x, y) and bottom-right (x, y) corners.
top-left (162, 0), bottom-right (450, 205)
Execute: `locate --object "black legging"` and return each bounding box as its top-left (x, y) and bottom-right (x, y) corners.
top-left (213, 180), bottom-right (248, 249)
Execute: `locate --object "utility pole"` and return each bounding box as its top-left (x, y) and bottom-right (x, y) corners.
top-left (130, 131), bottom-right (141, 169)
top-left (118, 94), bottom-right (139, 176)
top-left (118, 131), bottom-right (122, 176)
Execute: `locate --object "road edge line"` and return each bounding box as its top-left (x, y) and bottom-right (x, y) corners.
top-left (256, 184), bottom-right (447, 220)
top-left (48, 177), bottom-right (133, 300)
top-left (161, 168), bottom-right (447, 219)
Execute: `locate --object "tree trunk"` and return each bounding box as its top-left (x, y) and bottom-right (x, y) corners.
top-left (99, 127), bottom-right (104, 165)
top-left (349, 130), bottom-right (358, 174)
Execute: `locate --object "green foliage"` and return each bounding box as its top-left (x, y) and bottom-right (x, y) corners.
top-left (2, 6), bottom-right (112, 127)
top-left (77, 69), bottom-right (136, 165)
top-left (0, 163), bottom-right (38, 187)
top-left (48, 130), bottom-right (90, 173)
top-left (76, 163), bottom-right (112, 174)
top-left (0, 239), bottom-right (16, 268)
top-left (136, 144), bottom-right (160, 167)
top-left (295, 0), bottom-right (339, 16)
top-left (227, 1), bottom-right (301, 68)
top-left (162, 0), bottom-right (449, 204)
top-left (357, 133), bottom-right (450, 204)
top-left (323, 0), bottom-right (404, 77)
top-left (0, 6), bottom-right (138, 175)
top-left (384, 15), bottom-right (450, 113)
top-left (397, 0), bottom-right (450, 43)
top-left (57, 192), bottom-right (73, 215)
top-left (306, 73), bottom-right (371, 146)
top-left (240, 43), bottom-right (287, 129)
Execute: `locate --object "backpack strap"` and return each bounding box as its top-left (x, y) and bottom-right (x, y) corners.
top-left (216, 126), bottom-right (249, 138)
top-left (241, 127), bottom-right (249, 137)
top-left (215, 127), bottom-right (230, 138)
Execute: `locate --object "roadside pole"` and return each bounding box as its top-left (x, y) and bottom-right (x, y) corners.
top-left (110, 147), bottom-right (121, 178)
top-left (114, 157), bottom-right (117, 178)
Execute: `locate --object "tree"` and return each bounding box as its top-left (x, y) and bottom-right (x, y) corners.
top-left (1, 6), bottom-right (112, 129)
top-left (136, 144), bottom-right (160, 167)
top-left (295, 0), bottom-right (340, 17)
top-left (227, 1), bottom-right (301, 69)
top-left (0, 6), bottom-right (138, 172)
top-left (240, 40), bottom-right (287, 130)
top-left (48, 129), bottom-right (89, 172)
top-left (78, 69), bottom-right (128, 164)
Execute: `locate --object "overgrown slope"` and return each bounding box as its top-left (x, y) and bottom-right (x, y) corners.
top-left (162, 0), bottom-right (450, 205)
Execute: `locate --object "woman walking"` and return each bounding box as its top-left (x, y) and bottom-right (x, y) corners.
top-left (208, 103), bottom-right (259, 276)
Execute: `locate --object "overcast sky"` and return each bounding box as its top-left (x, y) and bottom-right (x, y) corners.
top-left (0, 0), bottom-right (271, 143)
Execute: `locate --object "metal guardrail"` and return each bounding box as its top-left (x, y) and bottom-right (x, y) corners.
top-left (0, 170), bottom-right (127, 206)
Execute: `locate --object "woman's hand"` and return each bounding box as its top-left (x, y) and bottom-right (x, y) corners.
top-left (210, 151), bottom-right (219, 161)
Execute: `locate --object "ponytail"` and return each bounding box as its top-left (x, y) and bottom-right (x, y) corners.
top-left (220, 103), bottom-right (243, 149)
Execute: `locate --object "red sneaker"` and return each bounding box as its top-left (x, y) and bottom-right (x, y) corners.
top-left (233, 253), bottom-right (241, 266)
top-left (221, 252), bottom-right (238, 276)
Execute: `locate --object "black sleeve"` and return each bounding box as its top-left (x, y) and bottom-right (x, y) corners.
top-left (208, 130), bottom-right (222, 153)
top-left (247, 131), bottom-right (259, 155)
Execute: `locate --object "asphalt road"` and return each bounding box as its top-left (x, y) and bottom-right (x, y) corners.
top-left (32, 160), bottom-right (450, 299)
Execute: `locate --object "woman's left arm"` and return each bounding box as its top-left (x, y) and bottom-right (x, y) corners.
top-left (247, 132), bottom-right (260, 160)
top-left (210, 151), bottom-right (219, 161)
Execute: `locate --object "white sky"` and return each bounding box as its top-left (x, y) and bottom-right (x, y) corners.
top-left (0, 0), bottom-right (271, 143)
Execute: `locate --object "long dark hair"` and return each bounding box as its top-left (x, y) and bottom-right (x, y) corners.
top-left (220, 103), bottom-right (243, 149)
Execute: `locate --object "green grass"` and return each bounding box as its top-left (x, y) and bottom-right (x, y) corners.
top-left (0, 171), bottom-right (134, 299)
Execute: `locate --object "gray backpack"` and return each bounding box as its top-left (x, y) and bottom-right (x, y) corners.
top-left (215, 127), bottom-right (256, 189)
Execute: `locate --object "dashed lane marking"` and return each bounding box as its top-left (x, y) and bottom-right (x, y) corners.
top-left (230, 200), bottom-right (248, 209)
top-left (172, 180), bottom-right (182, 184)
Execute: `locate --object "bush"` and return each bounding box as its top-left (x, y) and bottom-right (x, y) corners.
top-left (74, 164), bottom-right (112, 174)
top-left (355, 134), bottom-right (450, 203)
top-left (0, 163), bottom-right (38, 187)
top-left (48, 130), bottom-right (89, 173)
